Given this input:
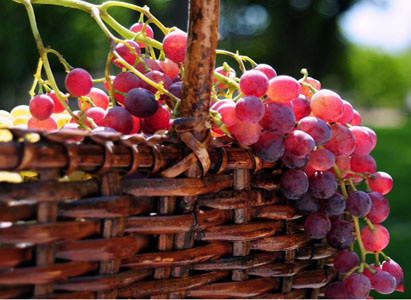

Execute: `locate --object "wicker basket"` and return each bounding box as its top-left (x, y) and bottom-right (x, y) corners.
top-left (0, 0), bottom-right (336, 298)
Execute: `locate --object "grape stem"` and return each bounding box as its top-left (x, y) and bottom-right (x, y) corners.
top-left (216, 49), bottom-right (257, 71)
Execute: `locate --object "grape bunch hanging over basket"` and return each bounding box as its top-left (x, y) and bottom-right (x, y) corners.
top-left (0, 0), bottom-right (404, 298)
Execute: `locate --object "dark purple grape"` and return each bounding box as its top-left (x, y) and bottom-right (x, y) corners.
top-left (324, 281), bottom-right (346, 299)
top-left (309, 171), bottom-right (338, 199)
top-left (253, 131), bottom-right (284, 162)
top-left (343, 273), bottom-right (371, 299)
top-left (321, 192), bottom-right (346, 215)
top-left (124, 88), bottom-right (158, 118)
top-left (346, 191), bottom-right (372, 217)
top-left (284, 130), bottom-right (315, 158)
top-left (326, 219), bottom-right (355, 249)
top-left (280, 169), bottom-right (309, 200)
top-left (304, 212), bottom-right (331, 239)
top-left (334, 249), bottom-right (359, 273)
top-left (293, 193), bottom-right (320, 215)
top-left (260, 102), bottom-right (295, 134)
top-left (281, 151), bottom-right (310, 169)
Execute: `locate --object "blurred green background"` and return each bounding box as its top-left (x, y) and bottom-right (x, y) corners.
top-left (0, 0), bottom-right (409, 297)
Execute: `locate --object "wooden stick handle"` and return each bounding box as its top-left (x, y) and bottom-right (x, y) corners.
top-left (178, 0), bottom-right (220, 117)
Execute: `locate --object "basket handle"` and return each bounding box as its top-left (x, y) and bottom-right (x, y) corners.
top-left (178, 0), bottom-right (220, 118)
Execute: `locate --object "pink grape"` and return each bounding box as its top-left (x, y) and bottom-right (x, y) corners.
top-left (29, 94), bottom-right (54, 120)
top-left (48, 91), bottom-right (67, 114)
top-left (253, 131), bottom-right (284, 163)
top-left (280, 169), bottom-right (309, 200)
top-left (65, 68), bottom-right (93, 97)
top-left (112, 40), bottom-right (141, 68)
top-left (350, 126), bottom-right (374, 156)
top-left (331, 155), bottom-right (351, 178)
top-left (267, 75), bottom-right (301, 102)
top-left (78, 87), bottom-right (109, 111)
top-left (309, 171), bottom-right (337, 199)
top-left (346, 191), bottom-right (372, 217)
top-left (214, 66), bottom-right (236, 89)
top-left (350, 154), bottom-right (376, 174)
top-left (159, 58), bottom-right (180, 80)
top-left (85, 107), bottom-right (105, 127)
top-left (143, 105), bottom-right (171, 133)
top-left (351, 109), bottom-right (362, 125)
top-left (163, 30), bottom-right (187, 63)
top-left (334, 249), bottom-right (359, 273)
top-left (364, 127), bottom-right (377, 149)
top-left (324, 281), bottom-right (346, 299)
top-left (291, 94), bottom-right (311, 121)
top-left (336, 99), bottom-right (354, 124)
top-left (216, 102), bottom-right (237, 127)
top-left (28, 117), bottom-right (57, 131)
top-left (239, 70), bottom-right (269, 97)
top-left (343, 273), bottom-right (371, 299)
top-left (310, 89), bottom-right (344, 122)
top-left (140, 70), bottom-right (172, 95)
top-left (232, 121), bottom-right (261, 146)
top-left (307, 148), bottom-right (335, 171)
top-left (124, 88), bottom-right (158, 118)
top-left (104, 107), bottom-right (133, 134)
top-left (136, 57), bottom-right (162, 74)
top-left (372, 271), bottom-right (397, 294)
top-left (361, 224), bottom-right (390, 252)
top-left (369, 171), bottom-right (393, 195)
top-left (296, 116), bottom-right (331, 146)
top-left (284, 130), bottom-right (315, 158)
top-left (321, 192), bottom-right (346, 215)
top-left (130, 22), bottom-right (154, 47)
top-left (326, 219), bottom-right (355, 249)
top-left (253, 63), bottom-right (277, 80)
top-left (382, 259), bottom-right (404, 292)
top-left (235, 96), bottom-right (265, 124)
top-left (259, 102), bottom-right (295, 134)
top-left (300, 76), bottom-right (321, 100)
top-left (304, 212), bottom-right (331, 239)
top-left (112, 71), bottom-right (142, 104)
top-left (324, 123), bottom-right (356, 156)
top-left (363, 263), bottom-right (382, 288)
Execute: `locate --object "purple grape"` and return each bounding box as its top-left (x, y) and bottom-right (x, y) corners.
top-left (284, 130), bottom-right (315, 158)
top-left (280, 169), bottom-right (309, 200)
top-left (346, 191), bottom-right (372, 217)
top-left (304, 212), bottom-right (331, 239)
top-left (297, 116), bottom-right (331, 146)
top-left (343, 273), bottom-right (371, 299)
top-left (281, 151), bottom-right (310, 169)
top-left (260, 102), bottom-right (296, 134)
top-left (293, 193), bottom-right (320, 215)
top-left (324, 281), bottom-right (346, 299)
top-left (326, 219), bottom-right (355, 249)
top-left (309, 171), bottom-right (338, 199)
top-left (253, 131), bottom-right (285, 162)
top-left (333, 249), bottom-right (359, 273)
top-left (124, 87), bottom-right (158, 118)
top-left (372, 271), bottom-right (397, 294)
top-left (321, 192), bottom-right (346, 215)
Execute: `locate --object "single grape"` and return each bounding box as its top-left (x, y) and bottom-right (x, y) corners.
top-left (310, 89), bottom-right (344, 122)
top-left (304, 212), bottom-right (331, 239)
top-left (280, 169), bottom-right (309, 200)
top-left (239, 70), bottom-right (269, 97)
top-left (85, 107), bottom-right (105, 127)
top-left (235, 96), bottom-right (265, 124)
top-left (112, 72), bottom-right (142, 104)
top-left (78, 87), bottom-right (109, 111)
top-left (350, 154), bottom-right (376, 175)
top-left (130, 22), bottom-right (154, 47)
top-left (350, 126), bottom-right (374, 156)
top-left (140, 70), bottom-right (172, 94)
top-left (27, 117), bottom-right (57, 131)
top-left (129, 115), bottom-right (140, 134)
top-left (300, 76), bottom-right (321, 100)
top-left (29, 94), bottom-right (54, 120)
top-left (291, 94), bottom-right (311, 121)
top-left (293, 193), bottom-right (320, 215)
top-left (232, 121), bottom-right (262, 146)
top-left (297, 116), bottom-right (331, 146)
top-left (267, 75), bottom-right (301, 102)
top-left (372, 271), bottom-right (397, 294)
top-left (309, 171), bottom-right (337, 199)
top-left (65, 68), bottom-right (93, 97)
top-left (321, 192), bottom-right (346, 215)
top-left (259, 102), bottom-right (295, 134)
top-left (216, 102), bottom-right (237, 127)
top-left (124, 88), bottom-right (158, 118)
top-left (369, 171), bottom-right (393, 195)
top-left (366, 192), bottom-right (389, 224)
top-left (307, 148), bottom-right (335, 171)
top-left (47, 91), bottom-right (67, 114)
top-left (350, 109), bottom-right (362, 126)
top-left (214, 66), bottom-right (236, 89)
top-left (143, 105), bottom-right (171, 133)
top-left (382, 259), bottom-right (404, 292)
top-left (253, 131), bottom-right (284, 163)
top-left (104, 107), bottom-right (133, 134)
top-left (324, 281), bottom-right (346, 299)
top-left (162, 30), bottom-right (187, 63)
top-left (159, 58), bottom-right (180, 80)
top-left (281, 151), bottom-right (310, 169)
top-left (343, 273), bottom-right (371, 299)
top-left (361, 224), bottom-right (390, 252)
top-left (253, 63), bottom-right (277, 80)
top-left (112, 40), bottom-right (141, 68)
top-left (346, 191), bottom-right (372, 217)
top-left (326, 219), bottom-right (355, 249)
top-left (284, 130), bottom-right (315, 158)
top-left (334, 249), bottom-right (359, 273)
top-left (324, 123), bottom-right (356, 156)
top-left (363, 127), bottom-right (377, 149)
top-left (136, 57), bottom-right (162, 74)
top-left (336, 99), bottom-right (354, 125)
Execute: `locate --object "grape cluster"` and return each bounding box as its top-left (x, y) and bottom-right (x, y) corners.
top-left (0, 3), bottom-right (403, 298)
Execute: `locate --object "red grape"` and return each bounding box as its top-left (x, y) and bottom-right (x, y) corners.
top-left (232, 121), bottom-right (262, 146)
top-left (343, 273), bottom-right (371, 299)
top-left (28, 116), bottom-right (57, 131)
top-left (112, 71), bottom-right (142, 104)
top-left (372, 271), bottom-right (396, 294)
top-left (280, 169), bottom-right (309, 199)
top-left (129, 115), bottom-right (140, 134)
top-left (361, 224), bottom-right (390, 252)
top-left (48, 91), bottom-right (67, 114)
top-left (163, 30), bottom-right (187, 63)
top-left (350, 154), bottom-right (376, 174)
top-left (366, 191), bottom-right (390, 223)
top-left (267, 75), bottom-right (301, 102)
top-left (307, 148), bottom-right (335, 171)
top-left (337, 99), bottom-right (354, 125)
top-left (382, 259), bottom-right (404, 292)
top-left (304, 212), bottom-right (331, 239)
top-left (364, 127), bottom-right (377, 149)
top-left (310, 89), bottom-right (344, 122)
top-left (350, 126), bottom-right (374, 156)
top-left (309, 171), bottom-right (337, 199)
top-left (159, 58), bottom-right (180, 80)
top-left (85, 107), bottom-right (105, 127)
top-left (214, 66), bottom-right (236, 89)
top-left (351, 109), bottom-right (362, 126)
top-left (112, 40), bottom-right (141, 68)
top-left (124, 87), bottom-right (158, 118)
top-left (104, 106), bottom-right (133, 134)
top-left (297, 116), bottom-right (331, 146)
top-left (334, 249), bottom-right (359, 273)
top-left (141, 70), bottom-right (172, 94)
top-left (235, 96), bottom-right (265, 123)
top-left (78, 87), bottom-right (109, 111)
top-left (346, 191), bottom-right (372, 217)
top-left (253, 63), bottom-right (277, 80)
top-left (253, 131), bottom-right (284, 163)
top-left (143, 105), bottom-right (171, 133)
top-left (136, 57), bottom-right (162, 74)
top-left (324, 123), bottom-right (356, 156)
top-left (284, 130), bottom-right (315, 158)
top-left (363, 263), bottom-right (382, 288)
top-left (239, 70), bottom-right (269, 97)
top-left (65, 68), bottom-right (93, 97)
top-left (29, 94), bottom-right (54, 120)
top-left (300, 76), bottom-right (321, 100)
top-left (291, 94), bottom-right (311, 121)
top-left (216, 102), bottom-right (237, 127)
top-left (130, 22), bottom-right (154, 47)
top-left (369, 171), bottom-right (393, 195)
top-left (260, 102), bottom-right (295, 134)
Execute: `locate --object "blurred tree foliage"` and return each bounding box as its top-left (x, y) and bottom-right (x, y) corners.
top-left (0, 0), bottom-right (409, 111)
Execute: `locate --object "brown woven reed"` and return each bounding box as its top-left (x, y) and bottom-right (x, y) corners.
top-left (0, 0), bottom-right (336, 298)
